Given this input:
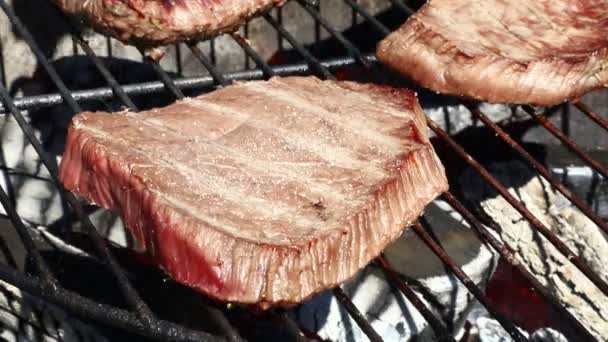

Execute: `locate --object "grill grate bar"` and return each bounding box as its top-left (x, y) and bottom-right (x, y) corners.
top-left (389, 0), bottom-right (415, 16)
top-left (333, 287), bottom-right (384, 342)
top-left (412, 221), bottom-right (528, 341)
top-left (427, 117), bottom-right (608, 297)
top-left (0, 55), bottom-right (373, 114)
top-left (231, 33), bottom-right (277, 78)
top-left (141, 53), bottom-right (186, 100)
top-left (343, 0), bottom-right (390, 35)
top-left (523, 105), bottom-right (608, 179)
top-left (277, 310), bottom-right (309, 342)
top-left (0, 1), bottom-right (82, 112)
top-left (441, 191), bottom-right (597, 341)
top-left (0, 262), bottom-right (224, 341)
top-left (0, 176), bottom-right (57, 286)
top-left (188, 43), bottom-right (231, 86)
top-left (0, 1), bottom-right (162, 320)
top-left (297, 0), bottom-right (372, 70)
top-left (0, 81), bottom-right (155, 320)
top-left (376, 255), bottom-right (456, 342)
top-left (198, 302), bottom-right (243, 342)
top-left (467, 105), bottom-right (608, 234)
top-left (263, 13), bottom-right (334, 80)
top-left (175, 43), bottom-right (184, 75)
top-left (61, 15), bottom-right (138, 111)
top-left (574, 101), bottom-right (608, 132)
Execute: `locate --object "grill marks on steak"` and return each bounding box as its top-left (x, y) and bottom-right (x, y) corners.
top-left (58, 76), bottom-right (448, 307)
top-left (377, 0), bottom-right (608, 105)
top-left (52, 0), bottom-right (286, 46)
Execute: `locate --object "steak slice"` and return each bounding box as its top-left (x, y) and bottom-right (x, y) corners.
top-left (52, 0), bottom-right (286, 46)
top-left (377, 0), bottom-right (608, 106)
top-left (58, 76), bottom-right (448, 307)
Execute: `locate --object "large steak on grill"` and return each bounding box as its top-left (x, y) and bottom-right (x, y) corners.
top-left (377, 0), bottom-right (608, 106)
top-left (58, 76), bottom-right (448, 307)
top-left (52, 0), bottom-right (286, 46)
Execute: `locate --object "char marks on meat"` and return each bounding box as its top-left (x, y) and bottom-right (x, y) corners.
top-left (377, 0), bottom-right (608, 105)
top-left (58, 76), bottom-right (448, 307)
top-left (52, 0), bottom-right (286, 46)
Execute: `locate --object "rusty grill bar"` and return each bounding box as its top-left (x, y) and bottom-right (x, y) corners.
top-left (0, 0), bottom-right (603, 341)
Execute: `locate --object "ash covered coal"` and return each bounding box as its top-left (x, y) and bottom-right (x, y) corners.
top-left (461, 161), bottom-right (608, 341)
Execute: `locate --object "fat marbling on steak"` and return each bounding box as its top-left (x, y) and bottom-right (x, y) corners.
top-left (58, 76), bottom-right (448, 307)
top-left (52, 0), bottom-right (286, 46)
top-left (377, 0), bottom-right (608, 106)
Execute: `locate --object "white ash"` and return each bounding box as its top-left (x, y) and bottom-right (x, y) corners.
top-left (465, 304), bottom-right (569, 342)
top-left (475, 317), bottom-right (567, 342)
top-left (293, 200), bottom-right (499, 342)
top-left (461, 161), bottom-right (608, 341)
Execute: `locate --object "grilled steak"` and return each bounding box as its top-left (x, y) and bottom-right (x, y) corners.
top-left (377, 0), bottom-right (608, 106)
top-left (58, 76), bottom-right (448, 307)
top-left (52, 0), bottom-right (286, 46)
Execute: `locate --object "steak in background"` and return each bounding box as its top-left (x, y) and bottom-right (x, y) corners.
top-left (51, 0), bottom-right (286, 46)
top-left (58, 76), bottom-right (448, 307)
top-left (377, 0), bottom-right (608, 106)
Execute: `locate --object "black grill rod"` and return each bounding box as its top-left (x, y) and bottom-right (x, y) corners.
top-left (389, 0), bottom-right (415, 16)
top-left (0, 84), bottom-right (155, 323)
top-left (263, 13), bottom-right (335, 80)
top-left (175, 43), bottom-right (183, 75)
top-left (0, 2), bottom-right (155, 321)
top-left (342, 0), bottom-right (391, 36)
top-left (522, 105), bottom-right (608, 179)
top-left (187, 43), bottom-right (231, 87)
top-left (296, 0), bottom-right (373, 70)
top-left (0, 263), bottom-right (225, 342)
top-left (426, 117), bottom-right (608, 298)
top-left (0, 0), bottom-right (81, 112)
top-left (574, 101), bottom-right (608, 132)
top-left (231, 33), bottom-right (276, 79)
top-left (333, 287), bottom-right (384, 342)
top-left (412, 221), bottom-right (528, 342)
top-left (276, 310), bottom-right (309, 342)
top-left (0, 55), bottom-right (378, 113)
top-left (59, 15), bottom-right (138, 111)
top-left (441, 191), bottom-right (597, 341)
top-left (467, 105), bottom-right (608, 234)
top-left (376, 255), bottom-right (456, 342)
top-left (0, 180), bottom-right (57, 286)
top-left (139, 49), bottom-right (186, 100)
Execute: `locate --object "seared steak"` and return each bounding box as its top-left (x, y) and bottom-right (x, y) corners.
top-left (377, 0), bottom-right (608, 106)
top-left (59, 76), bottom-right (448, 307)
top-left (52, 0), bottom-right (286, 46)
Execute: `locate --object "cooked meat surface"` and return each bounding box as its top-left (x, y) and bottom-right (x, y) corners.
top-left (52, 0), bottom-right (286, 46)
top-left (377, 0), bottom-right (608, 106)
top-left (58, 76), bottom-right (448, 307)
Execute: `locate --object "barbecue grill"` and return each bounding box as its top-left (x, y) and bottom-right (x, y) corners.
top-left (0, 0), bottom-right (606, 341)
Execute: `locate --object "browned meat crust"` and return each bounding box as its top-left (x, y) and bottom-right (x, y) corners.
top-left (377, 0), bottom-right (608, 106)
top-left (52, 0), bottom-right (287, 46)
top-left (58, 76), bottom-right (448, 307)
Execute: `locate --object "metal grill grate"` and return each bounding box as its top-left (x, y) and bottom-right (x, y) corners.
top-left (0, 1), bottom-right (605, 341)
